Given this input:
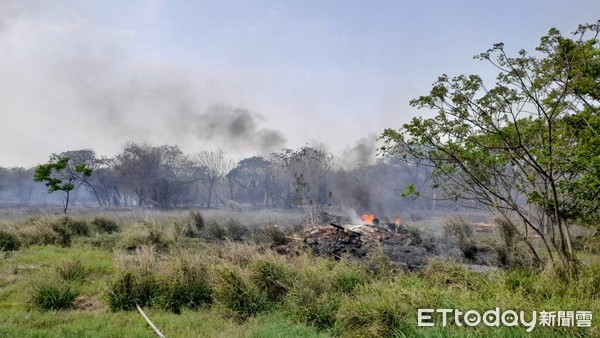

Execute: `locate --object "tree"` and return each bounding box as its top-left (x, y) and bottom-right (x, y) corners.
top-left (285, 146), bottom-right (334, 224)
top-left (381, 21), bottom-right (600, 271)
top-left (34, 157), bottom-right (93, 214)
top-left (196, 149), bottom-right (233, 209)
top-left (114, 143), bottom-right (203, 209)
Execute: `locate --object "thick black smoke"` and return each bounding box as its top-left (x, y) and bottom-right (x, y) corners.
top-left (177, 104), bottom-right (287, 154)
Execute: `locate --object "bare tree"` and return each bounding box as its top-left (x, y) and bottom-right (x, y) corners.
top-left (195, 149), bottom-right (234, 209)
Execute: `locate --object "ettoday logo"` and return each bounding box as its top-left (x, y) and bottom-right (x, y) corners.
top-left (417, 308), bottom-right (593, 332)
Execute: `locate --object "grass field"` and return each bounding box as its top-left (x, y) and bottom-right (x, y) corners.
top-left (0, 208), bottom-right (598, 337)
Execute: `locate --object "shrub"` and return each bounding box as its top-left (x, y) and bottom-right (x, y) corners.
top-left (91, 217), bottom-right (120, 234)
top-left (56, 259), bottom-right (87, 282)
top-left (216, 267), bottom-right (270, 318)
top-left (106, 269), bottom-right (159, 311)
top-left (0, 231), bottom-right (21, 251)
top-left (32, 278), bottom-right (78, 310)
top-left (159, 259), bottom-right (213, 313)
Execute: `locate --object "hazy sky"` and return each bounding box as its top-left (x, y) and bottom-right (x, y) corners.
top-left (1, 0), bottom-right (599, 167)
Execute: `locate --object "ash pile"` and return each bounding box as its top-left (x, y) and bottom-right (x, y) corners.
top-left (286, 219), bottom-right (441, 271)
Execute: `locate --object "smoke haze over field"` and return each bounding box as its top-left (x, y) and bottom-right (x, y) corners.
top-left (0, 1), bottom-right (598, 166)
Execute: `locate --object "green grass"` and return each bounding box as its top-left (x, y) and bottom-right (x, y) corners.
top-left (0, 209), bottom-right (598, 337)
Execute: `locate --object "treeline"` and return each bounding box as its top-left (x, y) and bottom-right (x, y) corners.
top-left (0, 142), bottom-right (446, 216)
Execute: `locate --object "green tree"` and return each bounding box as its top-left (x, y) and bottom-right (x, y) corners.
top-left (34, 156), bottom-right (93, 214)
top-left (381, 21), bottom-right (599, 271)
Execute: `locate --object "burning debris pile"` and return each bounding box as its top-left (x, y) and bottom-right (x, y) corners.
top-left (278, 212), bottom-right (441, 270)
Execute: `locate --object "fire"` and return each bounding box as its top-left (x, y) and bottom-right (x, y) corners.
top-left (361, 213), bottom-right (375, 225)
top-left (395, 218), bottom-right (402, 226)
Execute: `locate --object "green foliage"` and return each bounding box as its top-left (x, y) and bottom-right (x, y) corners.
top-left (159, 259), bottom-right (213, 313)
top-left (32, 278), bottom-right (79, 310)
top-left (50, 222), bottom-right (72, 247)
top-left (0, 230), bottom-right (21, 251)
top-left (33, 156), bottom-right (93, 214)
top-left (380, 21), bottom-right (600, 269)
top-left (106, 269), bottom-right (159, 311)
top-left (56, 259), bottom-right (87, 282)
top-left (216, 267), bottom-right (271, 318)
top-left (251, 260), bottom-right (291, 301)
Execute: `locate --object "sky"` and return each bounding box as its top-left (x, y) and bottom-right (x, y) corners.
top-left (0, 0), bottom-right (599, 167)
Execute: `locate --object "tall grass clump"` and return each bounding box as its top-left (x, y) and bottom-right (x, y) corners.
top-left (91, 216), bottom-right (120, 234)
top-left (56, 259), bottom-right (87, 282)
top-left (105, 268), bottom-right (159, 311)
top-left (215, 266), bottom-right (270, 318)
top-left (0, 230), bottom-right (21, 251)
top-left (32, 278), bottom-right (79, 310)
top-left (494, 217), bottom-right (538, 269)
top-left (188, 211), bottom-right (205, 231)
top-left (263, 225), bottom-right (289, 245)
top-left (159, 258), bottom-right (213, 313)
top-left (60, 217), bottom-right (91, 237)
top-left (251, 259), bottom-right (292, 301)
top-left (284, 260), bottom-right (343, 330)
top-left (106, 247), bottom-right (160, 311)
top-left (443, 217), bottom-right (477, 259)
top-left (225, 219), bottom-right (249, 241)
top-left (336, 280), bottom-right (411, 337)
top-left (422, 259), bottom-right (482, 291)
top-left (118, 221), bottom-right (172, 252)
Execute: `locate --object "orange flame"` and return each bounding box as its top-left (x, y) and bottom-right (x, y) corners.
top-left (395, 218), bottom-right (402, 226)
top-left (361, 213), bottom-right (375, 225)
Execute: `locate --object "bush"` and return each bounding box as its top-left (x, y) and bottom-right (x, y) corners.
top-left (159, 259), bottom-right (213, 313)
top-left (106, 269), bottom-right (159, 311)
top-left (0, 231), bottom-right (21, 251)
top-left (92, 217), bottom-right (120, 234)
top-left (216, 267), bottom-right (270, 318)
top-left (56, 259), bottom-right (87, 282)
top-left (32, 278), bottom-right (78, 310)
